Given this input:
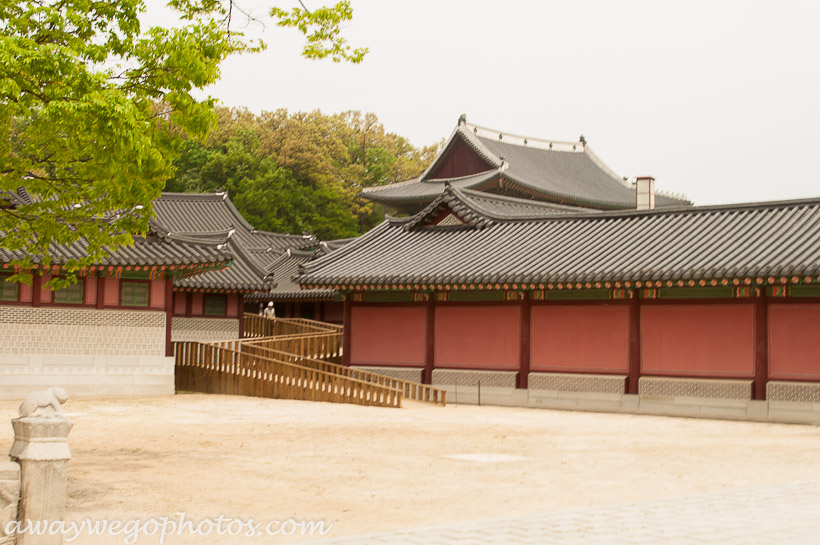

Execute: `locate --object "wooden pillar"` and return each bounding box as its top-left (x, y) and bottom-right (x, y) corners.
top-left (518, 294), bottom-right (531, 389)
top-left (164, 276), bottom-right (174, 357)
top-left (95, 273), bottom-right (105, 309)
top-left (754, 292), bottom-right (769, 400)
top-left (185, 291), bottom-right (192, 317)
top-left (423, 296), bottom-right (435, 385)
top-left (342, 294), bottom-right (352, 366)
top-left (237, 293), bottom-right (245, 339)
top-left (32, 273), bottom-right (42, 307)
top-left (627, 294), bottom-right (641, 395)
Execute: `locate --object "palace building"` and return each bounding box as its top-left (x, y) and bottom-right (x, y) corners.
top-left (301, 120), bottom-right (820, 424)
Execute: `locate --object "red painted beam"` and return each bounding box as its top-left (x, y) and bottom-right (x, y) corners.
top-left (754, 293), bottom-right (769, 400)
top-left (627, 295), bottom-right (640, 394)
top-left (342, 295), bottom-right (352, 366)
top-left (423, 297), bottom-right (435, 385)
top-left (518, 295), bottom-right (531, 389)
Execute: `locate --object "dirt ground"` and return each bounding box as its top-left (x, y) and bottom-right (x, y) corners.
top-left (1, 394), bottom-right (819, 544)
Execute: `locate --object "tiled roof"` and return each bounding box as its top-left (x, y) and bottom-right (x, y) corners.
top-left (301, 187), bottom-right (820, 288)
top-left (361, 122), bottom-right (690, 210)
top-left (0, 231), bottom-right (232, 270)
top-left (153, 193), bottom-right (315, 291)
top-left (248, 238), bottom-right (356, 301)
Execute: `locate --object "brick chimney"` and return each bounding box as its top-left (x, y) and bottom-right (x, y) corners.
top-left (635, 176), bottom-right (656, 210)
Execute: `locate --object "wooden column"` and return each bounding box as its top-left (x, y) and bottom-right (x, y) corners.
top-left (423, 295), bottom-right (435, 385)
top-left (518, 294), bottom-right (531, 389)
top-left (95, 274), bottom-right (105, 309)
top-left (754, 292), bottom-right (769, 400)
top-left (164, 276), bottom-right (174, 357)
top-left (32, 273), bottom-right (42, 307)
top-left (185, 291), bottom-right (192, 317)
top-left (342, 294), bottom-right (352, 366)
top-left (237, 293), bottom-right (245, 339)
top-left (627, 294), bottom-right (641, 395)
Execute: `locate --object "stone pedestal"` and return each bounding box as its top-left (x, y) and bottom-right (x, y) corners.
top-left (9, 418), bottom-right (73, 545)
top-left (0, 462), bottom-right (21, 545)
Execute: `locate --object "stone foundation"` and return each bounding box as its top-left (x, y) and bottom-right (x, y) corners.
top-left (352, 366), bottom-right (423, 383)
top-left (639, 377), bottom-right (752, 400)
top-left (767, 381), bottom-right (820, 403)
top-left (431, 369), bottom-right (517, 388)
top-left (171, 317), bottom-right (240, 343)
top-left (529, 372), bottom-right (626, 394)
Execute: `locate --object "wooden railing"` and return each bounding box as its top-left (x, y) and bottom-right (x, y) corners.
top-left (284, 318), bottom-right (344, 333)
top-left (239, 341), bottom-right (447, 406)
top-left (175, 341), bottom-right (401, 408)
top-left (243, 314), bottom-right (341, 338)
top-left (240, 331), bottom-right (344, 363)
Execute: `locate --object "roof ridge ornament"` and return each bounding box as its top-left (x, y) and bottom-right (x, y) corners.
top-left (458, 113), bottom-right (467, 126)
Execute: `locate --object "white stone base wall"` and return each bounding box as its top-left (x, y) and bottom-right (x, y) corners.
top-left (171, 317), bottom-right (240, 343)
top-left (0, 306), bottom-right (173, 398)
top-left (529, 372), bottom-right (626, 394)
top-left (352, 366), bottom-right (423, 383)
top-left (431, 369), bottom-right (517, 388)
top-left (767, 381), bottom-right (820, 403)
top-left (639, 376), bottom-right (752, 400)
top-left (434, 371), bottom-right (820, 425)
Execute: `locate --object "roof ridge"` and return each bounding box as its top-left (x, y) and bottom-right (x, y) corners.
top-left (468, 122), bottom-right (583, 153)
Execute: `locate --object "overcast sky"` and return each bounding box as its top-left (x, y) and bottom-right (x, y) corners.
top-left (153, 0), bottom-right (820, 205)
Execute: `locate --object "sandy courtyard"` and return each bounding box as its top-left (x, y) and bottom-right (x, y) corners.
top-left (1, 394), bottom-right (819, 544)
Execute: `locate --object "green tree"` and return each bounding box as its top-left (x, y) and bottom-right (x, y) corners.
top-left (169, 107), bottom-right (440, 238)
top-left (0, 0), bottom-right (366, 284)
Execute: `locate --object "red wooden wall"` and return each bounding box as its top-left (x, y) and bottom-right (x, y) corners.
top-left (769, 304), bottom-right (820, 380)
top-left (531, 305), bottom-right (629, 373)
top-left (641, 304), bottom-right (755, 377)
top-left (350, 306), bottom-right (427, 366)
top-left (434, 305), bottom-right (520, 370)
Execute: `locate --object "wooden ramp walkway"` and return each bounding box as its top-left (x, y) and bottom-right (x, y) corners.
top-left (174, 315), bottom-right (446, 408)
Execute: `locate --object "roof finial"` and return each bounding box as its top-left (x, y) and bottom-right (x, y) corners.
top-left (458, 114), bottom-right (467, 126)
top-left (579, 134), bottom-right (587, 145)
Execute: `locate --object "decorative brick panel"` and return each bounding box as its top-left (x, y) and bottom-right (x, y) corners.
top-left (0, 306), bottom-right (165, 356)
top-left (431, 369), bottom-right (517, 388)
top-left (352, 366), bottom-right (424, 383)
top-left (171, 317), bottom-right (239, 343)
top-left (767, 381), bottom-right (820, 403)
top-left (639, 377), bottom-right (751, 400)
top-left (528, 372), bottom-right (626, 394)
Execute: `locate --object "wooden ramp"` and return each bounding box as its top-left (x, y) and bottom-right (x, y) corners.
top-left (173, 316), bottom-right (445, 408)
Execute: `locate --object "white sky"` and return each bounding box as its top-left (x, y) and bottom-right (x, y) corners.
top-left (150, 0), bottom-right (820, 205)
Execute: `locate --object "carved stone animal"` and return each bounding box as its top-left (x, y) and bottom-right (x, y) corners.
top-left (18, 387), bottom-right (68, 418)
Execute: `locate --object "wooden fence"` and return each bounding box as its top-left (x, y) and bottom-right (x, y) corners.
top-left (175, 341), bottom-right (402, 408)
top-left (239, 341), bottom-right (447, 406)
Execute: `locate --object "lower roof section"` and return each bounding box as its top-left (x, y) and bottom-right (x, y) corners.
top-left (300, 189), bottom-right (820, 289)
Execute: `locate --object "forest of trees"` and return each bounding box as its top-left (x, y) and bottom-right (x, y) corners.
top-left (165, 108), bottom-right (442, 240)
